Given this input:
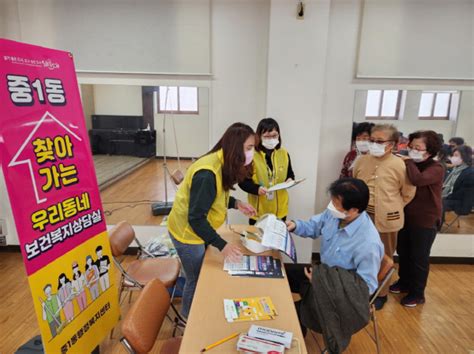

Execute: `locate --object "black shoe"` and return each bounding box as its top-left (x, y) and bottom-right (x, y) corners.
top-left (401, 294), bottom-right (425, 308)
top-left (373, 296), bottom-right (387, 310)
top-left (389, 280), bottom-right (409, 294)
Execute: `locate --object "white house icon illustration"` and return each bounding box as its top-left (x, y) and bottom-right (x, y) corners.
top-left (8, 111), bottom-right (82, 204)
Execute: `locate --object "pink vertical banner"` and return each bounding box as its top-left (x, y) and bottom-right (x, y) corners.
top-left (0, 39), bottom-right (107, 275)
top-left (0, 39), bottom-right (119, 353)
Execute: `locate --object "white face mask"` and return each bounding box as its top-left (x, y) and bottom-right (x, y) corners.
top-left (327, 200), bottom-right (347, 219)
top-left (355, 140), bottom-right (370, 153)
top-left (262, 138), bottom-right (279, 150)
top-left (408, 149), bottom-right (426, 162)
top-left (369, 142), bottom-right (388, 157)
top-left (450, 155), bottom-right (463, 166)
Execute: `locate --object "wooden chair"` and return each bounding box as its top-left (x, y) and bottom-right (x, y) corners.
top-left (108, 221), bottom-right (186, 333)
top-left (121, 279), bottom-right (182, 354)
top-left (364, 254), bottom-right (395, 353)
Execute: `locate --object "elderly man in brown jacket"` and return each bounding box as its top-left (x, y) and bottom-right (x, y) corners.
top-left (353, 124), bottom-right (416, 310)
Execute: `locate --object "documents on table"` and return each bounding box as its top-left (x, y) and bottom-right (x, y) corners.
top-left (223, 296), bottom-right (278, 322)
top-left (223, 255), bottom-right (283, 278)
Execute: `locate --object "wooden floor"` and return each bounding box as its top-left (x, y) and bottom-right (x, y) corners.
top-left (1, 252), bottom-right (472, 353)
top-left (93, 154), bottom-right (150, 189)
top-left (100, 159), bottom-right (193, 226)
top-left (442, 211), bottom-right (474, 234)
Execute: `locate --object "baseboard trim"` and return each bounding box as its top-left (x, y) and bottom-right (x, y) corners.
top-left (155, 156), bottom-right (195, 161)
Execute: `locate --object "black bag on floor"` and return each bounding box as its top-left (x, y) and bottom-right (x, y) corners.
top-left (15, 335), bottom-right (44, 354)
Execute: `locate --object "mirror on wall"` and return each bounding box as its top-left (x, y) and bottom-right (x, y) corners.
top-left (351, 89), bottom-right (473, 235)
top-left (79, 84), bottom-right (210, 226)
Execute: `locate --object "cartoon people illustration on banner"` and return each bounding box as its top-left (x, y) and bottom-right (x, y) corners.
top-left (41, 284), bottom-right (62, 338)
top-left (95, 245), bottom-right (110, 292)
top-left (71, 261), bottom-right (87, 312)
top-left (85, 255), bottom-right (100, 301)
top-left (57, 273), bottom-right (74, 323)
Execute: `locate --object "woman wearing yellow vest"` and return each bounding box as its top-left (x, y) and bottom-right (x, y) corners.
top-left (239, 118), bottom-right (295, 225)
top-left (168, 122), bottom-right (257, 319)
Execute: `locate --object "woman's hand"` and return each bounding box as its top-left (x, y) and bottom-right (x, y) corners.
top-left (286, 220), bottom-right (296, 232)
top-left (396, 153), bottom-right (410, 161)
top-left (258, 186), bottom-right (267, 196)
top-left (236, 200), bottom-right (257, 217)
top-left (221, 243), bottom-right (242, 262)
top-left (304, 266), bottom-right (312, 282)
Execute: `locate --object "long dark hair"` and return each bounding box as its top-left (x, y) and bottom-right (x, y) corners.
top-left (209, 122), bottom-right (255, 190)
top-left (256, 118), bottom-right (282, 150)
top-left (57, 273), bottom-right (71, 290)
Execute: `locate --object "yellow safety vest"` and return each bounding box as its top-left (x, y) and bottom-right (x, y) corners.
top-left (168, 149), bottom-right (229, 244)
top-left (248, 148), bottom-right (289, 220)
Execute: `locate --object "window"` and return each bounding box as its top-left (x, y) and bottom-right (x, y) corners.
top-left (156, 86), bottom-right (198, 114)
top-left (418, 91), bottom-right (457, 120)
top-left (365, 90), bottom-right (402, 119)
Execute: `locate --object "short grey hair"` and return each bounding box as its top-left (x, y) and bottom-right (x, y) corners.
top-left (371, 124), bottom-right (399, 143)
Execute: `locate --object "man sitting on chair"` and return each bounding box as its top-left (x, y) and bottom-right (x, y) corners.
top-left (286, 178), bottom-right (384, 353)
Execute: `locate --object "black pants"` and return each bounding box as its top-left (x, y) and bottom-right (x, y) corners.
top-left (284, 263), bottom-right (312, 337)
top-left (396, 226), bottom-right (437, 298)
top-left (249, 215), bottom-right (287, 225)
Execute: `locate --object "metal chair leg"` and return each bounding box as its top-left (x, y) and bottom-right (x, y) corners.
top-left (120, 337), bottom-right (135, 354)
top-left (372, 304), bottom-right (381, 354)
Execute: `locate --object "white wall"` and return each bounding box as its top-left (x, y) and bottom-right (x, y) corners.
top-left (93, 84), bottom-right (143, 116)
top-left (3, 0), bottom-right (211, 74)
top-left (455, 91), bottom-right (474, 146)
top-left (265, 0), bottom-right (332, 263)
top-left (210, 0), bottom-right (270, 142)
top-left (211, 0), bottom-right (271, 228)
top-left (357, 0), bottom-right (474, 79)
top-left (155, 87), bottom-right (210, 158)
top-left (0, 170), bottom-right (19, 245)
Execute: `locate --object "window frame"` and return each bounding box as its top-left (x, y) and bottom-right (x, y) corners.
top-left (418, 91), bottom-right (453, 120)
top-left (157, 86), bottom-right (199, 115)
top-left (365, 90), bottom-right (402, 120)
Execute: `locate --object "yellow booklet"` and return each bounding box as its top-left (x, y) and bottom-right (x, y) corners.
top-left (223, 296), bottom-right (278, 322)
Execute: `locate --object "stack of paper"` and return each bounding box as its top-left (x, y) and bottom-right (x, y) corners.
top-left (248, 325), bottom-right (293, 349)
top-left (237, 335), bottom-right (285, 354)
top-left (223, 255), bottom-right (283, 278)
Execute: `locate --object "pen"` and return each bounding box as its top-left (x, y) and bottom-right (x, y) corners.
top-left (200, 332), bottom-right (240, 352)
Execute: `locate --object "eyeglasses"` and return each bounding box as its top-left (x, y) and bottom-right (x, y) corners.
top-left (409, 147), bottom-right (427, 152)
top-left (262, 134), bottom-right (279, 139)
top-left (369, 139), bottom-right (391, 144)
